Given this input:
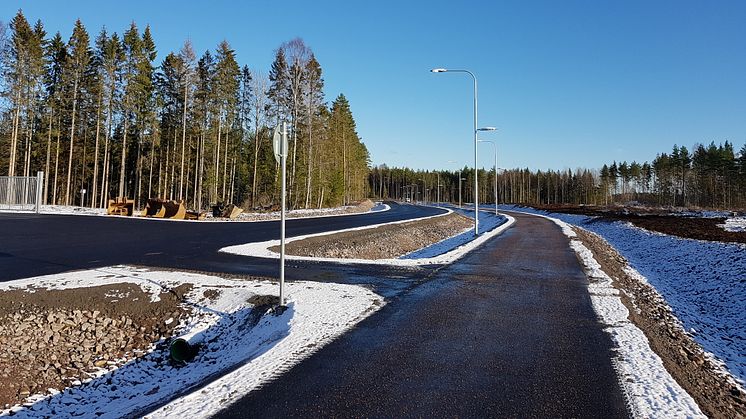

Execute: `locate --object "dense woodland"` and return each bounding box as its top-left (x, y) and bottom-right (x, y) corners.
top-left (3, 12), bottom-right (744, 213)
top-left (369, 141), bottom-right (746, 210)
top-left (0, 11), bottom-right (370, 210)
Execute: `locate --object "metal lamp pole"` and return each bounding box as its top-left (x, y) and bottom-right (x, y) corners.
top-left (478, 138), bottom-right (498, 215)
top-left (432, 68), bottom-right (495, 235)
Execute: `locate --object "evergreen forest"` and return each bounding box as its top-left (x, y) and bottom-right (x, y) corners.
top-left (0, 11), bottom-right (370, 210)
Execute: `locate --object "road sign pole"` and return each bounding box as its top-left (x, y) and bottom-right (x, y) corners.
top-left (279, 122), bottom-right (287, 306)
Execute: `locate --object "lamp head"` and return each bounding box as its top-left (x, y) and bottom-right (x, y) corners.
top-left (430, 68), bottom-right (448, 73)
top-left (477, 126), bottom-right (497, 131)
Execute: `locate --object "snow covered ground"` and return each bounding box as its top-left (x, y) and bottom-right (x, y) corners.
top-left (549, 218), bottom-right (704, 417)
top-left (0, 202), bottom-right (389, 221)
top-left (719, 216), bottom-right (746, 232)
top-left (1, 266), bottom-right (382, 418)
top-left (221, 207), bottom-right (513, 266)
top-left (500, 205), bottom-right (746, 387)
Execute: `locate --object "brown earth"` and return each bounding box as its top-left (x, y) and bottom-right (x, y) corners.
top-left (573, 227), bottom-right (746, 419)
top-left (531, 204), bottom-right (746, 244)
top-left (273, 212), bottom-right (472, 259)
top-left (0, 283), bottom-right (190, 409)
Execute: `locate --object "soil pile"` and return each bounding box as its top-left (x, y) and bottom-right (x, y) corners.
top-left (275, 212), bottom-right (472, 259)
top-left (0, 283), bottom-right (190, 408)
top-left (573, 227), bottom-right (746, 418)
top-left (530, 204), bottom-right (746, 244)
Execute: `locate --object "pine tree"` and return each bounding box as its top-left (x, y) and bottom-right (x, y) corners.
top-left (62, 19), bottom-right (90, 205)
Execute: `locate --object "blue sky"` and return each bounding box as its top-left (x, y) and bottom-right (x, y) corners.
top-left (4, 0), bottom-right (745, 171)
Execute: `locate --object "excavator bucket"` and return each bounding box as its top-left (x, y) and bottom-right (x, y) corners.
top-left (223, 203), bottom-right (243, 219)
top-left (141, 198), bottom-right (186, 219)
top-left (185, 210), bottom-right (207, 220)
top-left (142, 198), bottom-right (167, 218)
top-left (163, 200), bottom-right (187, 219)
top-left (107, 197), bottom-right (135, 216)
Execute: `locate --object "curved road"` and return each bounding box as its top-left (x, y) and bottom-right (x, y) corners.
top-left (0, 205), bottom-right (628, 417)
top-left (0, 202), bottom-right (443, 282)
top-left (215, 211), bottom-right (628, 418)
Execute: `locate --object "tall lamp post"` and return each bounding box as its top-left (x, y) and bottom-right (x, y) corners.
top-left (478, 138), bottom-right (498, 215)
top-left (431, 68), bottom-right (494, 235)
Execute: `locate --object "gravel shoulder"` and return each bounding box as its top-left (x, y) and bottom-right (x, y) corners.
top-left (573, 227), bottom-right (746, 418)
top-left (272, 212), bottom-right (472, 259)
top-left (0, 283), bottom-right (189, 409)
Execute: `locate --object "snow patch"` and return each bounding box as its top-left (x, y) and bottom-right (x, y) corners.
top-left (220, 207), bottom-right (514, 266)
top-left (3, 266), bottom-right (382, 418)
top-left (719, 216), bottom-right (746, 232)
top-left (547, 217), bottom-right (705, 418)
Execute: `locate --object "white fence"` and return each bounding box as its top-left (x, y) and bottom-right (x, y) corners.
top-left (0, 171), bottom-right (44, 213)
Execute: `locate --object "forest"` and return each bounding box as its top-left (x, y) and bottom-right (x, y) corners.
top-left (369, 141), bottom-right (746, 210)
top-left (0, 11), bottom-right (370, 211)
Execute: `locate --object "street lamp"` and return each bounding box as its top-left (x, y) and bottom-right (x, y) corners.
top-left (478, 138), bottom-right (498, 215)
top-left (431, 68), bottom-right (490, 236)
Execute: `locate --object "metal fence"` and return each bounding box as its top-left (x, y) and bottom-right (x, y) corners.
top-left (0, 171), bottom-right (44, 213)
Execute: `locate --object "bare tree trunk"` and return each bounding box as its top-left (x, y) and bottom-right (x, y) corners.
top-left (8, 89), bottom-right (21, 177)
top-left (222, 131), bottom-right (229, 200)
top-left (164, 141), bottom-right (170, 199)
top-left (148, 140), bottom-right (155, 199)
top-left (44, 110), bottom-right (53, 204)
top-left (229, 155), bottom-right (236, 204)
top-left (179, 77), bottom-right (188, 200)
top-left (91, 92), bottom-right (102, 208)
top-left (136, 134), bottom-right (142, 208)
top-left (214, 114), bottom-right (222, 201)
top-left (65, 81), bottom-right (79, 205)
top-left (304, 101), bottom-right (313, 209)
top-left (251, 129), bottom-right (261, 208)
top-left (118, 115), bottom-right (128, 198)
top-left (198, 130), bottom-right (205, 209)
top-left (53, 115), bottom-right (61, 205)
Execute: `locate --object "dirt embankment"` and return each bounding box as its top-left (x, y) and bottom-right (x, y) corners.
top-left (530, 204), bottom-right (746, 244)
top-left (273, 212), bottom-right (472, 259)
top-left (573, 228), bottom-right (746, 419)
top-left (0, 284), bottom-right (190, 409)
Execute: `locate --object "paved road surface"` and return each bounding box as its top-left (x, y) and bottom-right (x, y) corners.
top-left (215, 211), bottom-right (628, 418)
top-left (0, 202), bottom-right (442, 284)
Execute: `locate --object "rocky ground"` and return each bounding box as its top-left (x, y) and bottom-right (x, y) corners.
top-left (0, 283), bottom-right (190, 409)
top-left (274, 212), bottom-right (472, 259)
top-left (531, 203), bottom-right (746, 244)
top-left (573, 227), bottom-right (746, 419)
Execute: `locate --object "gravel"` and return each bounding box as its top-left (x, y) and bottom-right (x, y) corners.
top-left (0, 284), bottom-right (190, 409)
top-left (274, 212), bottom-right (472, 259)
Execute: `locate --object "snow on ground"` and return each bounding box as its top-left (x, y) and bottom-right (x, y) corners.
top-left (719, 216), bottom-right (746, 232)
top-left (500, 205), bottom-right (746, 387)
top-left (0, 202), bottom-right (389, 221)
top-left (1, 266), bottom-right (382, 418)
top-left (552, 219), bottom-right (705, 417)
top-left (220, 207), bottom-right (513, 266)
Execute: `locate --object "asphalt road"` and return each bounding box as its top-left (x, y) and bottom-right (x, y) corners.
top-left (0, 202), bottom-right (443, 285)
top-left (215, 211), bottom-right (629, 418)
top-left (1, 205), bottom-right (628, 417)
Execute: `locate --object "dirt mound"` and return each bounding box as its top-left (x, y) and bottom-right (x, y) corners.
top-left (530, 204), bottom-right (746, 244)
top-left (274, 212), bottom-right (472, 259)
top-left (0, 283), bottom-right (190, 408)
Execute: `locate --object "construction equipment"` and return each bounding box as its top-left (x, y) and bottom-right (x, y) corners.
top-left (107, 197), bottom-right (135, 216)
top-left (211, 202), bottom-right (243, 219)
top-left (141, 198), bottom-right (187, 220)
top-left (185, 210), bottom-right (207, 220)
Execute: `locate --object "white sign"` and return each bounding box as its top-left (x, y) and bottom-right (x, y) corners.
top-left (272, 125), bottom-right (287, 164)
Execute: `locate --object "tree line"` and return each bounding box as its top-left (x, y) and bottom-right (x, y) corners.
top-left (369, 141), bottom-right (746, 210)
top-left (0, 11), bottom-right (370, 210)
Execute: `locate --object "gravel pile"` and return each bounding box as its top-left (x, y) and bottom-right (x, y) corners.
top-left (276, 212), bottom-right (472, 259)
top-left (0, 284), bottom-right (189, 409)
top-left (573, 227), bottom-right (746, 418)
